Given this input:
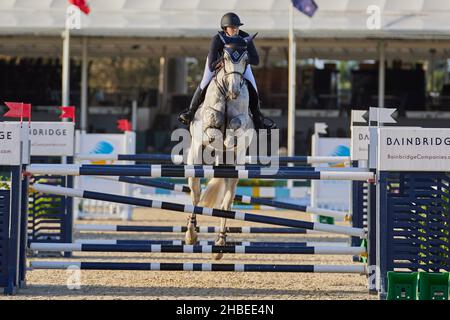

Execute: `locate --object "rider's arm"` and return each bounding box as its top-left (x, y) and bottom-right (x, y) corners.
top-left (207, 34), bottom-right (224, 72)
top-left (246, 39), bottom-right (260, 66)
top-left (239, 30), bottom-right (259, 66)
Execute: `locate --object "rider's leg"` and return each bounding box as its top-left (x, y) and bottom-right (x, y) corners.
top-left (178, 59), bottom-right (213, 125)
top-left (243, 65), bottom-right (258, 93)
top-left (244, 66), bottom-right (277, 130)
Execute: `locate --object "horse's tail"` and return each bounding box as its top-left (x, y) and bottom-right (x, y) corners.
top-left (198, 178), bottom-right (226, 209)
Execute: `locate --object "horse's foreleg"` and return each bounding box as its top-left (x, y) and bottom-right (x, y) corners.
top-left (189, 176), bottom-right (201, 206)
top-left (185, 177), bottom-right (201, 245)
top-left (213, 178), bottom-right (239, 260)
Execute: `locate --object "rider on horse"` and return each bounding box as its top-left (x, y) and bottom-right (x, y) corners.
top-left (178, 12), bottom-right (277, 130)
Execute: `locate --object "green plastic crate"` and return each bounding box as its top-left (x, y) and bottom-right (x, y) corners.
top-left (418, 272), bottom-right (449, 300)
top-left (359, 239), bottom-right (368, 263)
top-left (318, 215), bottom-right (335, 225)
top-left (387, 271), bottom-right (418, 300)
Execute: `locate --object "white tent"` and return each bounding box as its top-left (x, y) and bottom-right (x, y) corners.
top-left (0, 0), bottom-right (450, 39)
top-left (1, 0), bottom-right (449, 154)
top-left (1, 0), bottom-right (450, 60)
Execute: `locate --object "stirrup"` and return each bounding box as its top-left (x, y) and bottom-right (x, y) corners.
top-left (178, 110), bottom-right (193, 125)
top-left (262, 117), bottom-right (277, 129)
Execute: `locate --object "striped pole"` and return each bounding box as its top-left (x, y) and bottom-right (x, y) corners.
top-left (75, 154), bottom-right (350, 165)
top-left (29, 243), bottom-right (365, 255)
top-left (27, 164), bottom-right (374, 181)
top-left (115, 176), bottom-right (350, 220)
top-left (30, 261), bottom-right (366, 274)
top-left (76, 153), bottom-right (183, 163)
top-left (248, 156), bottom-right (351, 164)
top-left (32, 184), bottom-right (367, 238)
top-left (72, 239), bottom-right (350, 247)
top-left (74, 224), bottom-right (318, 234)
top-left (76, 164), bottom-right (321, 171)
top-left (31, 163), bottom-right (363, 172)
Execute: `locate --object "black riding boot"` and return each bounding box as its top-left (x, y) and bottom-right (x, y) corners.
top-left (248, 83), bottom-right (277, 130)
top-left (178, 86), bottom-right (206, 125)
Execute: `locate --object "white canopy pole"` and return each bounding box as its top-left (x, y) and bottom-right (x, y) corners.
top-left (81, 37), bottom-right (88, 132)
top-left (378, 41), bottom-right (385, 108)
top-left (287, 3), bottom-right (297, 188)
top-left (61, 23), bottom-right (71, 164)
top-left (62, 27), bottom-right (70, 110)
top-left (444, 59), bottom-right (449, 85)
top-left (288, 4), bottom-right (297, 158)
top-left (429, 48), bottom-right (436, 92)
top-left (132, 100), bottom-right (138, 131)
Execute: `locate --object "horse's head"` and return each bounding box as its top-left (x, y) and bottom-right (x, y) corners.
top-left (220, 36), bottom-right (250, 100)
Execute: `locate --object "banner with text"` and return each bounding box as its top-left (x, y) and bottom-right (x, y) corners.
top-left (30, 122), bottom-right (75, 156)
top-left (350, 126), bottom-right (369, 161)
top-left (0, 122), bottom-right (22, 165)
top-left (312, 137), bottom-right (351, 212)
top-left (378, 127), bottom-right (450, 171)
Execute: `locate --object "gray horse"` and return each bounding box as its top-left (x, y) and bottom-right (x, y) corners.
top-left (186, 38), bottom-right (256, 260)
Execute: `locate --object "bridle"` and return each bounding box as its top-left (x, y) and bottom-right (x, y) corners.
top-left (214, 49), bottom-right (247, 100)
top-left (212, 50), bottom-right (247, 153)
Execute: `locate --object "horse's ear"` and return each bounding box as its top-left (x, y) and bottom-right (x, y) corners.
top-left (245, 33), bottom-right (258, 43)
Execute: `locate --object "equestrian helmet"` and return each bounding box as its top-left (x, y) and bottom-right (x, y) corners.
top-left (221, 12), bottom-right (244, 29)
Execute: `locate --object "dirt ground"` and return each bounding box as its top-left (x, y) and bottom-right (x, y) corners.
top-left (3, 208), bottom-right (375, 300)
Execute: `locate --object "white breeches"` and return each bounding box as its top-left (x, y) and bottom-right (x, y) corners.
top-left (199, 58), bottom-right (258, 92)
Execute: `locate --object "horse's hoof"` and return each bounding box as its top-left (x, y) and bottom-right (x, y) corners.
top-left (212, 235), bottom-right (226, 260)
top-left (185, 230), bottom-right (198, 245)
top-left (185, 220), bottom-right (198, 245)
top-left (212, 252), bottom-right (223, 260)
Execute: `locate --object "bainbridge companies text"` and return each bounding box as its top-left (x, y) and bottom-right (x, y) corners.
top-left (387, 154), bottom-right (450, 160)
top-left (386, 137), bottom-right (450, 146)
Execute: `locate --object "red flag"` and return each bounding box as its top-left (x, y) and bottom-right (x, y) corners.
top-left (59, 106), bottom-right (76, 121)
top-left (117, 119), bottom-right (132, 132)
top-left (69, 0), bottom-right (90, 15)
top-left (22, 103), bottom-right (31, 119)
top-left (3, 102), bottom-right (31, 119)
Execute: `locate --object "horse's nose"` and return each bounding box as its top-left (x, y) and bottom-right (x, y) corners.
top-left (229, 117), bottom-right (242, 130)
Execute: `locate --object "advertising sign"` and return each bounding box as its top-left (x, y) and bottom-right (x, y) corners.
top-left (312, 136), bottom-right (351, 213)
top-left (350, 126), bottom-right (370, 161)
top-left (0, 122), bottom-right (22, 165)
top-left (378, 127), bottom-right (450, 172)
top-left (30, 122), bottom-right (75, 156)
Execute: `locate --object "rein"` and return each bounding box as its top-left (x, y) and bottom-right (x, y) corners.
top-left (212, 54), bottom-right (247, 155)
